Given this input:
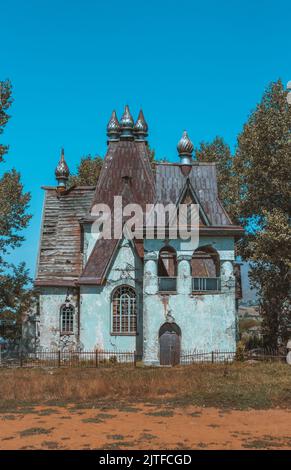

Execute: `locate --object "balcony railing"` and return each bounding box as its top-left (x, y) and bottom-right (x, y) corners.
top-left (158, 277), bottom-right (177, 292)
top-left (192, 277), bottom-right (221, 292)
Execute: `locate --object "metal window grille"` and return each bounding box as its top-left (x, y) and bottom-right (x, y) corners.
top-left (60, 304), bottom-right (74, 334)
top-left (112, 286), bottom-right (136, 334)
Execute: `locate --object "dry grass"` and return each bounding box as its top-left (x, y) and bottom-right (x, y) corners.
top-left (0, 362), bottom-right (290, 411)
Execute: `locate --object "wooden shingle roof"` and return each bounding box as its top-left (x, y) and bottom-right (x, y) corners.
top-left (35, 140), bottom-right (243, 287)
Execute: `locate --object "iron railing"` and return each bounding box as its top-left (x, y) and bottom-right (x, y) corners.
top-left (0, 350), bottom-right (137, 368)
top-left (192, 277), bottom-right (221, 292)
top-left (0, 348), bottom-right (287, 368)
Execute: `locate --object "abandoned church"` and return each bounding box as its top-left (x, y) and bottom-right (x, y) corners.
top-left (34, 106), bottom-right (243, 365)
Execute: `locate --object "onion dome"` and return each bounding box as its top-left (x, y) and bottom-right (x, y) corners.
top-left (134, 109), bottom-right (148, 141)
top-left (177, 131), bottom-right (194, 165)
top-left (106, 110), bottom-right (121, 141)
top-left (120, 105), bottom-right (134, 139)
top-left (55, 148), bottom-right (70, 188)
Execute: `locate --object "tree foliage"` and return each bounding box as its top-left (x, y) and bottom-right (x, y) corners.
top-left (68, 155), bottom-right (103, 187)
top-left (195, 81), bottom-right (291, 346)
top-left (0, 80), bottom-right (13, 163)
top-left (0, 80), bottom-right (33, 341)
top-left (233, 80), bottom-right (291, 346)
top-left (195, 137), bottom-right (234, 214)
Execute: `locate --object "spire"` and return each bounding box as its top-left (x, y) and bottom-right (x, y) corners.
top-left (55, 148), bottom-right (70, 189)
top-left (120, 105), bottom-right (134, 140)
top-left (177, 131), bottom-right (194, 165)
top-left (106, 110), bottom-right (121, 141)
top-left (134, 109), bottom-right (148, 141)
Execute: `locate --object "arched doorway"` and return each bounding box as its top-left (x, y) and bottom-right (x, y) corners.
top-left (159, 323), bottom-right (181, 366)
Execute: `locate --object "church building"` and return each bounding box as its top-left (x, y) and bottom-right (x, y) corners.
top-left (34, 106), bottom-right (243, 365)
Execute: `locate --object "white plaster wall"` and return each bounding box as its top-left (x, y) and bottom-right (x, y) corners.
top-left (39, 287), bottom-right (79, 350)
top-left (79, 238), bottom-right (143, 353)
top-left (143, 236), bottom-right (237, 365)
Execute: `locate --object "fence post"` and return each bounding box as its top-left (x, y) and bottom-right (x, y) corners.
top-left (211, 351), bottom-right (214, 364)
top-left (58, 350), bottom-right (61, 368)
top-left (20, 350), bottom-right (23, 367)
top-left (134, 350), bottom-right (137, 368)
top-left (95, 350), bottom-right (99, 368)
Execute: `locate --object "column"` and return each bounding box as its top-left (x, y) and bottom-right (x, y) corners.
top-left (143, 252), bottom-right (159, 365)
top-left (177, 254), bottom-right (192, 295)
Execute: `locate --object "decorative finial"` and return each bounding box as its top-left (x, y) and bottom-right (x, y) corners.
top-left (55, 148), bottom-right (70, 189)
top-left (177, 131), bottom-right (194, 165)
top-left (120, 105), bottom-right (134, 140)
top-left (107, 110), bottom-right (121, 141)
top-left (134, 109), bottom-right (148, 141)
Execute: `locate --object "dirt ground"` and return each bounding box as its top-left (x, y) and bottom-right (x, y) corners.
top-left (1, 404), bottom-right (291, 450)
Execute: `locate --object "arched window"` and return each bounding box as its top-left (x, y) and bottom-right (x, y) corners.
top-left (191, 246), bottom-right (220, 291)
top-left (60, 304), bottom-right (74, 334)
top-left (112, 286), bottom-right (136, 334)
top-left (191, 246), bottom-right (219, 277)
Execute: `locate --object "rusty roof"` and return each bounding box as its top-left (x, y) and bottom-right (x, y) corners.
top-left (35, 139), bottom-right (242, 287)
top-left (155, 162), bottom-right (231, 226)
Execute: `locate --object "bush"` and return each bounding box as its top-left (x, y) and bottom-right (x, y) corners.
top-left (236, 341), bottom-right (245, 361)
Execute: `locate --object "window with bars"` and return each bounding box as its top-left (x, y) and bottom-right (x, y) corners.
top-left (60, 304), bottom-right (74, 334)
top-left (112, 286), bottom-right (137, 334)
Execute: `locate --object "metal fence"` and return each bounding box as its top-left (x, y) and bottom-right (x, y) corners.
top-left (180, 348), bottom-right (287, 364)
top-left (180, 350), bottom-right (236, 364)
top-left (0, 350), bottom-right (137, 368)
top-left (0, 348), bottom-right (287, 368)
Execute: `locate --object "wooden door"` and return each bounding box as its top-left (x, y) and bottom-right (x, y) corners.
top-left (160, 331), bottom-right (180, 366)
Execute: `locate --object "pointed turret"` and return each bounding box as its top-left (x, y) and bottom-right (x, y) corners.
top-left (55, 148), bottom-right (70, 189)
top-left (134, 109), bottom-right (148, 141)
top-left (177, 131), bottom-right (194, 165)
top-left (106, 110), bottom-right (121, 141)
top-left (120, 105), bottom-right (134, 140)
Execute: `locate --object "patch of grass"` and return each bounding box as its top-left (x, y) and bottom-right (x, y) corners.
top-left (38, 408), bottom-right (59, 416)
top-left (107, 434), bottom-right (125, 441)
top-left (82, 417), bottom-right (103, 424)
top-left (19, 427), bottom-right (53, 437)
top-left (145, 410), bottom-right (174, 417)
top-left (0, 363), bottom-right (291, 410)
top-left (189, 411), bottom-right (202, 417)
top-left (105, 441), bottom-right (137, 449)
top-left (242, 435), bottom-right (291, 449)
top-left (96, 413), bottom-right (116, 419)
top-left (41, 441), bottom-right (60, 449)
top-left (121, 406), bottom-right (141, 413)
top-left (196, 442), bottom-right (208, 448)
top-left (82, 412), bottom-right (116, 424)
top-left (139, 433), bottom-right (156, 440)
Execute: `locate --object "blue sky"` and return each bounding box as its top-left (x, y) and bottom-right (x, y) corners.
top-left (1, 0), bottom-right (291, 277)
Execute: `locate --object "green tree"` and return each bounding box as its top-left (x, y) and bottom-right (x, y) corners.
top-left (0, 80), bottom-right (33, 343)
top-left (68, 155), bottom-right (103, 187)
top-left (195, 137), bottom-right (234, 213)
top-left (233, 80), bottom-right (291, 346)
top-left (0, 80), bottom-right (12, 163)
